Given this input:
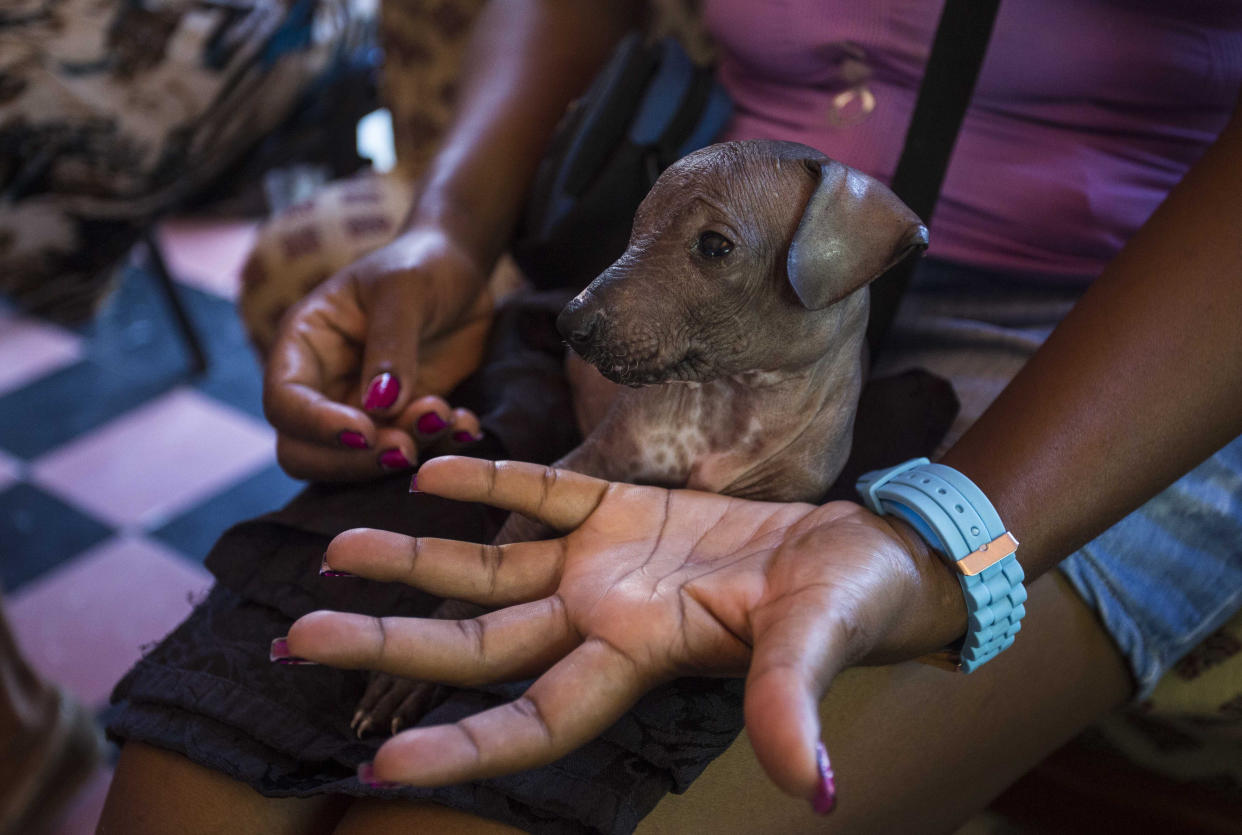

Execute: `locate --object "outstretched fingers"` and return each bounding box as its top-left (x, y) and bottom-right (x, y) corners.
top-left (324, 528), bottom-right (565, 606)
top-left (287, 597), bottom-right (578, 685)
top-left (414, 457), bottom-right (613, 532)
top-left (369, 637), bottom-right (654, 786)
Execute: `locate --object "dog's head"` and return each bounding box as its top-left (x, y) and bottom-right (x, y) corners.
top-left (557, 140), bottom-right (927, 385)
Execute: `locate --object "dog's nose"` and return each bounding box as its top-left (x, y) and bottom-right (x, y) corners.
top-left (557, 305), bottom-right (601, 352)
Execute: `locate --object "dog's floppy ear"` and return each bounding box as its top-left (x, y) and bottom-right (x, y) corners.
top-left (786, 159), bottom-right (929, 310)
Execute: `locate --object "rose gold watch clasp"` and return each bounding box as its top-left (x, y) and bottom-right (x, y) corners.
top-left (954, 531), bottom-right (1019, 577)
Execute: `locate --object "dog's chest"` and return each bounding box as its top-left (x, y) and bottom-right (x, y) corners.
top-left (609, 381), bottom-right (771, 492)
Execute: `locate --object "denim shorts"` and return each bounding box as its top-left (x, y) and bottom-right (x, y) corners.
top-left (876, 259), bottom-right (1242, 700)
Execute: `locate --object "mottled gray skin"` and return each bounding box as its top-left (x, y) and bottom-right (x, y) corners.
top-left (354, 140), bottom-right (926, 734)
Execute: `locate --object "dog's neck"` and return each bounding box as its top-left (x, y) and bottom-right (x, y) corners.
top-left (558, 335), bottom-right (866, 504)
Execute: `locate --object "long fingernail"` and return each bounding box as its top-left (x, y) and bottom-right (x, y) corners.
top-left (812, 741), bottom-right (837, 814)
top-left (320, 554), bottom-right (356, 578)
top-left (364, 372), bottom-right (399, 411)
top-left (338, 430), bottom-right (369, 449)
top-left (416, 412), bottom-right (447, 435)
top-left (358, 761), bottom-right (403, 789)
top-left (270, 637), bottom-right (317, 666)
top-left (379, 449), bottom-right (411, 470)
top-left (409, 473), bottom-right (421, 493)
top-left (452, 430), bottom-right (483, 444)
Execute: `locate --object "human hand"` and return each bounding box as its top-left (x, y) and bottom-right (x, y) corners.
top-left (263, 228), bottom-right (493, 481)
top-left (285, 456), bottom-right (965, 808)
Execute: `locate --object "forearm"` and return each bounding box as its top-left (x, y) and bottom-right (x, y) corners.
top-left (407, 0), bottom-right (639, 269)
top-left (940, 96), bottom-right (1242, 581)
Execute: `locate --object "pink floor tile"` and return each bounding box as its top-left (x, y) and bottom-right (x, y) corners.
top-left (156, 218), bottom-right (259, 301)
top-left (51, 766), bottom-right (113, 835)
top-left (7, 534), bottom-right (212, 707)
top-left (0, 309), bottom-right (83, 396)
top-left (29, 386), bottom-right (275, 529)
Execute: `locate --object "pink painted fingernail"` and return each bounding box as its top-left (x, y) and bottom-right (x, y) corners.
top-left (338, 430), bottom-right (369, 450)
top-left (358, 761), bottom-right (403, 789)
top-left (269, 637), bottom-right (317, 666)
top-left (452, 430), bottom-right (482, 443)
top-left (812, 741), bottom-right (837, 814)
top-left (409, 473), bottom-right (421, 493)
top-left (378, 449), bottom-right (411, 470)
top-left (320, 555), bottom-right (356, 578)
top-left (416, 412), bottom-right (447, 435)
top-left (364, 372), bottom-right (399, 411)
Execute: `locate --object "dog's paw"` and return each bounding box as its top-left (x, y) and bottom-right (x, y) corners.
top-left (350, 597), bottom-right (488, 736)
top-left (493, 512), bottom-right (553, 546)
top-left (351, 672), bottom-right (448, 737)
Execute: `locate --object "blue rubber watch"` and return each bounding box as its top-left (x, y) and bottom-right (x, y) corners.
top-left (856, 458), bottom-right (1026, 672)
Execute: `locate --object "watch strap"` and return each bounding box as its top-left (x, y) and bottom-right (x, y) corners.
top-left (857, 458), bottom-right (1026, 672)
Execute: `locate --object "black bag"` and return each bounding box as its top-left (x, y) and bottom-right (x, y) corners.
top-left (512, 33), bottom-right (732, 290)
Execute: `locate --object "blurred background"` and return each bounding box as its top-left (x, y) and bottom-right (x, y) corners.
top-left (0, 0), bottom-right (392, 828)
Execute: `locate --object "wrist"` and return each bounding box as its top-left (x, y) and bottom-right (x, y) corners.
top-left (406, 165), bottom-right (517, 271)
top-left (884, 516), bottom-right (970, 656)
top-left (388, 222), bottom-right (491, 300)
top-left (857, 459), bottom-right (1027, 672)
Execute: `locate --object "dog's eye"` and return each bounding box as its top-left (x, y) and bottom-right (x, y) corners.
top-left (697, 231), bottom-right (734, 258)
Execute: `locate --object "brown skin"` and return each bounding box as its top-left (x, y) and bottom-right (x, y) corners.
top-left (942, 92), bottom-right (1242, 577)
top-left (285, 89), bottom-right (1242, 823)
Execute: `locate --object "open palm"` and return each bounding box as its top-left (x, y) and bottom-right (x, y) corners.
top-left (286, 455), bottom-right (958, 803)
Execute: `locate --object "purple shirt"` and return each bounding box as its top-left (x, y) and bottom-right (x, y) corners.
top-left (704, 0), bottom-right (1242, 279)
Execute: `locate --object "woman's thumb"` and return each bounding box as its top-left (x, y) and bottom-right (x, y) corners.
top-left (359, 302), bottom-right (421, 416)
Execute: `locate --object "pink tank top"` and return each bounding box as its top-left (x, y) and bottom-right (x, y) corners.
top-left (704, 0), bottom-right (1242, 279)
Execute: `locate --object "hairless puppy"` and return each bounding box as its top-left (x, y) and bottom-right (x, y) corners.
top-left (351, 139), bottom-right (928, 735)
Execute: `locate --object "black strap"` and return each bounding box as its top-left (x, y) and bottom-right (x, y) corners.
top-left (867, 0), bottom-right (1002, 353)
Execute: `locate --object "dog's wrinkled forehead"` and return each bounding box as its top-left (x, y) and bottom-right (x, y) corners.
top-left (632, 141), bottom-right (820, 238)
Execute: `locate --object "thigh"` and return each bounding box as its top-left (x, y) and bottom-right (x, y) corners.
top-left (638, 572), bottom-right (1132, 834)
top-left (99, 742), bottom-right (349, 835)
top-left (331, 798), bottom-right (524, 835)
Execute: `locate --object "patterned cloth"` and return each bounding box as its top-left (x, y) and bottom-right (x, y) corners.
top-left (0, 0), bottom-right (365, 321)
top-left (1094, 615), bottom-right (1242, 788)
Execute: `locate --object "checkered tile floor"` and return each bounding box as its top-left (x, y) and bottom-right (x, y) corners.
top-left (0, 220), bottom-right (305, 833)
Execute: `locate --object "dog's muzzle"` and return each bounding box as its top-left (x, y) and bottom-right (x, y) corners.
top-left (557, 300), bottom-right (602, 355)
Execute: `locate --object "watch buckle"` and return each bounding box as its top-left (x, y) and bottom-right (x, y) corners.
top-left (955, 531), bottom-right (1019, 577)
top-left (917, 649), bottom-right (963, 672)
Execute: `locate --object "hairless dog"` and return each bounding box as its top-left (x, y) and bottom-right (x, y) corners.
top-left (351, 139), bottom-right (927, 734)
